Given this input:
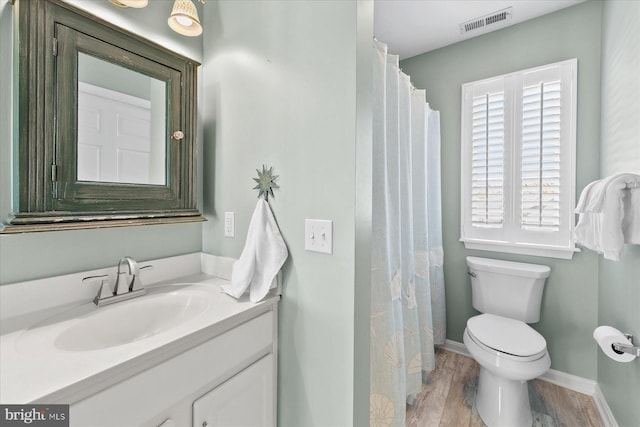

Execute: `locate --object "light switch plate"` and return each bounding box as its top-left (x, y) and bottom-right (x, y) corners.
top-left (304, 219), bottom-right (332, 254)
top-left (224, 212), bottom-right (235, 237)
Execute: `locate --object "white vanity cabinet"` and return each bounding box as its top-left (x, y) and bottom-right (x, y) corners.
top-left (69, 307), bottom-right (277, 427)
top-left (192, 354), bottom-right (274, 427)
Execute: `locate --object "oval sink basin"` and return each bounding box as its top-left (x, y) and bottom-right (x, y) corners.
top-left (15, 285), bottom-right (212, 353)
top-left (55, 288), bottom-right (210, 351)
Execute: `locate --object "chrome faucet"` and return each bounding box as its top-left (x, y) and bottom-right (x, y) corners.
top-left (83, 257), bottom-right (152, 307)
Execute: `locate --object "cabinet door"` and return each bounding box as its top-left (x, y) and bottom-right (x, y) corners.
top-left (193, 354), bottom-right (274, 427)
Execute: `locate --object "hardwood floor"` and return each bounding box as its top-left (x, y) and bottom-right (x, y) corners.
top-left (406, 348), bottom-right (604, 427)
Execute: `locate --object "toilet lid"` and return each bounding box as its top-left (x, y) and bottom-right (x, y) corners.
top-left (467, 314), bottom-right (546, 357)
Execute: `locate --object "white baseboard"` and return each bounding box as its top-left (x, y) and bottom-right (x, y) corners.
top-left (539, 366), bottom-right (597, 396)
top-left (593, 384), bottom-right (619, 427)
top-left (441, 339), bottom-right (618, 427)
top-left (441, 339), bottom-right (468, 357)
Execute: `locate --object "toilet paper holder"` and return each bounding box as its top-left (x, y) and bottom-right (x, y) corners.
top-left (612, 333), bottom-right (640, 358)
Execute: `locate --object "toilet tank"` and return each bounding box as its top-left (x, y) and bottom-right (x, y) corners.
top-left (466, 256), bottom-right (550, 323)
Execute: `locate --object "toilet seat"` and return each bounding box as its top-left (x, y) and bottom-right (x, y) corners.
top-left (467, 314), bottom-right (547, 361)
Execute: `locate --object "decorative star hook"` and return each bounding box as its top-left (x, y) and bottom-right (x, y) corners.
top-left (253, 165), bottom-right (279, 201)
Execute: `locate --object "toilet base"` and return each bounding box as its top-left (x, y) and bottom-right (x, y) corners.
top-left (476, 366), bottom-right (532, 427)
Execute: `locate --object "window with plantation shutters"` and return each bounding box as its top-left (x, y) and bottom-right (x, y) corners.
top-left (460, 59), bottom-right (577, 259)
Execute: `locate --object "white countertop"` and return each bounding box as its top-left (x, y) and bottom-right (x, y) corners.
top-left (0, 255), bottom-right (279, 404)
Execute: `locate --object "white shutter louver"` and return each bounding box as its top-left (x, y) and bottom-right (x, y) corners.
top-left (521, 80), bottom-right (561, 231)
top-left (471, 92), bottom-right (504, 228)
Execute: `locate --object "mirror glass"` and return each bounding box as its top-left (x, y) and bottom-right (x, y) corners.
top-left (77, 53), bottom-right (166, 185)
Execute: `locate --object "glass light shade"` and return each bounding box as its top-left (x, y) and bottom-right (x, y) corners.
top-left (168, 0), bottom-right (203, 37)
top-left (110, 0), bottom-right (149, 8)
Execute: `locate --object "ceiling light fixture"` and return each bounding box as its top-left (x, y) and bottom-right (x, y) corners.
top-left (109, 0), bottom-right (205, 37)
top-left (109, 0), bottom-right (149, 8)
top-left (168, 0), bottom-right (205, 37)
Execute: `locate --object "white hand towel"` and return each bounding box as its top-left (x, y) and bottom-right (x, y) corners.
top-left (575, 179), bottom-right (600, 213)
top-left (600, 176), bottom-right (629, 261)
top-left (622, 181), bottom-right (640, 245)
top-left (575, 174), bottom-right (639, 261)
top-left (582, 173), bottom-right (637, 213)
top-left (575, 180), bottom-right (606, 253)
top-left (574, 210), bottom-right (602, 253)
top-left (224, 199), bottom-right (288, 302)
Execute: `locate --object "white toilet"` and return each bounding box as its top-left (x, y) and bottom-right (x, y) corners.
top-left (463, 256), bottom-right (551, 427)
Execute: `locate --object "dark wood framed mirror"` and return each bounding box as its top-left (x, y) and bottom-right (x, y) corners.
top-left (3, 0), bottom-right (203, 232)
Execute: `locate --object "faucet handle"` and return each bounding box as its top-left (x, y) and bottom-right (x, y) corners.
top-left (82, 274), bottom-right (113, 305)
top-left (130, 264), bottom-right (153, 292)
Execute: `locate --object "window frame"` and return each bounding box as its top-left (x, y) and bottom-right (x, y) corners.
top-left (460, 59), bottom-right (578, 259)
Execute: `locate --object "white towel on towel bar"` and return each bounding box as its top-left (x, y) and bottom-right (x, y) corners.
top-left (622, 187), bottom-right (640, 245)
top-left (575, 179), bottom-right (601, 213)
top-left (223, 199), bottom-right (288, 302)
top-left (577, 174), bottom-right (636, 213)
top-left (575, 173), bottom-right (640, 261)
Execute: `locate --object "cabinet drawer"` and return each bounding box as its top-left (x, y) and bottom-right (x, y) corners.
top-left (70, 311), bottom-right (274, 427)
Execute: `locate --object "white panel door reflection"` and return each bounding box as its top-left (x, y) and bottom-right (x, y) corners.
top-left (77, 82), bottom-right (163, 185)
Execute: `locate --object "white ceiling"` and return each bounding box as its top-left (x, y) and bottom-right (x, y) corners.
top-left (374, 0), bottom-right (586, 60)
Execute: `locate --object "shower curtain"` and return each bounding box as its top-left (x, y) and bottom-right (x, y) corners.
top-left (370, 40), bottom-right (446, 427)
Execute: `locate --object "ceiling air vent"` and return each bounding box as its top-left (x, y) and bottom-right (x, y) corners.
top-left (460, 7), bottom-right (513, 34)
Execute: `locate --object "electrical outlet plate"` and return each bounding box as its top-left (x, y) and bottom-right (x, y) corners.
top-left (224, 212), bottom-right (235, 237)
top-left (304, 219), bottom-right (332, 254)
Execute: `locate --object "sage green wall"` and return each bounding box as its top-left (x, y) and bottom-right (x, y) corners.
top-left (600, 0), bottom-right (640, 178)
top-left (401, 1), bottom-right (602, 379)
top-left (0, 0), bottom-right (203, 285)
top-left (598, 2), bottom-right (640, 426)
top-left (201, 1), bottom-right (372, 425)
top-left (598, 247), bottom-right (640, 427)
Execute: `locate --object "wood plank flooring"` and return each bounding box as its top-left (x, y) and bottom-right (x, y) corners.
top-left (406, 348), bottom-right (604, 427)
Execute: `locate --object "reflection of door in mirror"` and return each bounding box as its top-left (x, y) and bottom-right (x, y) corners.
top-left (77, 53), bottom-right (166, 185)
